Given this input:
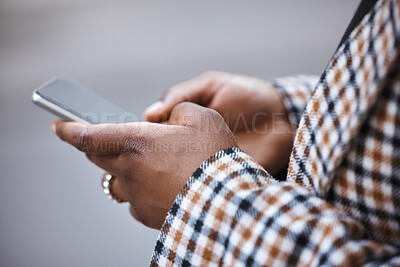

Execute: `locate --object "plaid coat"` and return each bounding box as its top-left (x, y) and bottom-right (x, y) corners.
top-left (151, 0), bottom-right (400, 265)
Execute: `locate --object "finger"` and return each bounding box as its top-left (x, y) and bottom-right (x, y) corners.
top-left (52, 120), bottom-right (142, 154)
top-left (143, 73), bottom-right (218, 122)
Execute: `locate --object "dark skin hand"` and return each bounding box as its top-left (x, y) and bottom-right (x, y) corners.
top-left (52, 72), bottom-right (294, 229)
top-left (52, 102), bottom-right (237, 229)
top-left (144, 71), bottom-right (294, 175)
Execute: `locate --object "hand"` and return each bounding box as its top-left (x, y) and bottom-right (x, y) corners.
top-left (52, 103), bottom-right (237, 229)
top-left (144, 71), bottom-right (293, 175)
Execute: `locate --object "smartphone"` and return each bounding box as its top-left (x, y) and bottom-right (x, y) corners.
top-left (32, 77), bottom-right (136, 124)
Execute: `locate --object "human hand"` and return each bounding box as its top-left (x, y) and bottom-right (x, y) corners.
top-left (52, 102), bottom-right (237, 229)
top-left (144, 71), bottom-right (293, 175)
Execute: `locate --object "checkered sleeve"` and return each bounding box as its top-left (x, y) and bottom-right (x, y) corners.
top-left (271, 75), bottom-right (319, 128)
top-left (151, 147), bottom-right (399, 266)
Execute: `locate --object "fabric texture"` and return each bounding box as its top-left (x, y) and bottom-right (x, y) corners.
top-left (151, 0), bottom-right (400, 266)
top-left (272, 75), bottom-right (319, 130)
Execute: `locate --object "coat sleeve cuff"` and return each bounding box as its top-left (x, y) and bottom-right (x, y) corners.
top-left (151, 147), bottom-right (277, 266)
top-left (271, 75), bottom-right (319, 128)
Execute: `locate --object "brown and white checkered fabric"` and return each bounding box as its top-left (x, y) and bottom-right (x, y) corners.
top-left (272, 75), bottom-right (319, 130)
top-left (151, 0), bottom-right (400, 265)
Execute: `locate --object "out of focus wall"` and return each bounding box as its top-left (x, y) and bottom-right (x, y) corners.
top-left (0, 1), bottom-right (359, 266)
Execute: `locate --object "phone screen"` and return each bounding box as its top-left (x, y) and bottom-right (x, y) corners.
top-left (33, 78), bottom-right (136, 124)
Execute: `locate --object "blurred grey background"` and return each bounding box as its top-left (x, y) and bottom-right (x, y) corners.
top-left (0, 1), bottom-right (359, 266)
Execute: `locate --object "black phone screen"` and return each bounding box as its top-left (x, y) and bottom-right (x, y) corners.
top-left (34, 78), bottom-right (136, 124)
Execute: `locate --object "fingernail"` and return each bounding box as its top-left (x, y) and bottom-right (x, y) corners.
top-left (50, 123), bottom-right (56, 134)
top-left (144, 101), bottom-right (163, 114)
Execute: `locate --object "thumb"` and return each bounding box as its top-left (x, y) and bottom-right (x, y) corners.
top-left (143, 100), bottom-right (172, 123)
top-left (143, 100), bottom-right (166, 122)
top-left (143, 93), bottom-right (194, 123)
top-left (144, 74), bottom-right (217, 122)
top-left (168, 102), bottom-right (224, 129)
top-left (168, 102), bottom-right (237, 150)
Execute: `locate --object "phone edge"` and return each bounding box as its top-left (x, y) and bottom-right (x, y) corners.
top-left (32, 91), bottom-right (91, 125)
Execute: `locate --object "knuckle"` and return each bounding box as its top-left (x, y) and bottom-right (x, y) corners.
top-left (174, 101), bottom-right (190, 110)
top-left (200, 71), bottom-right (227, 88)
top-left (172, 90), bottom-right (186, 102)
top-left (200, 72), bottom-right (217, 87)
top-left (201, 70), bottom-right (220, 78)
top-left (170, 102), bottom-right (188, 118)
top-left (122, 127), bottom-right (147, 154)
top-left (75, 127), bottom-right (92, 152)
top-left (165, 86), bottom-right (181, 99)
top-left (164, 86), bottom-right (175, 97)
top-left (164, 86), bottom-right (187, 104)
